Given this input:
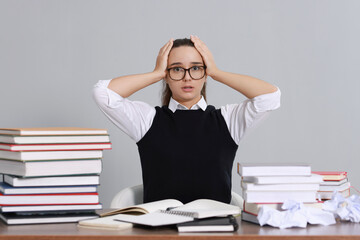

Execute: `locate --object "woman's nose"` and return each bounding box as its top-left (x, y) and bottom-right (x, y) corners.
top-left (183, 70), bottom-right (192, 81)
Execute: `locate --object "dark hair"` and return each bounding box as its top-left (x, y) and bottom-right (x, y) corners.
top-left (161, 38), bottom-right (207, 106)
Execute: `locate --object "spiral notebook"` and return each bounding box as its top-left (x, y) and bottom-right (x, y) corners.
top-left (113, 199), bottom-right (240, 227)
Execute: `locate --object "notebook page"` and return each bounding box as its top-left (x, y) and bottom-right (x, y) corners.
top-left (114, 212), bottom-right (194, 227)
top-left (137, 199), bottom-right (183, 213)
top-left (173, 199), bottom-right (241, 218)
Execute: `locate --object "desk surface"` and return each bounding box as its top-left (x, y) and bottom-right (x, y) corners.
top-left (0, 210), bottom-right (360, 240)
top-left (1, 216), bottom-right (360, 240)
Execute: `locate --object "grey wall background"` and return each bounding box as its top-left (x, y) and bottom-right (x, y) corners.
top-left (1, 0), bottom-right (359, 207)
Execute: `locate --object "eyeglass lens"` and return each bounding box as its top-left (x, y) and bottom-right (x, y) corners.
top-left (169, 66), bottom-right (205, 80)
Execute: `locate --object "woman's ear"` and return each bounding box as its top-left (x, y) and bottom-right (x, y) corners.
top-left (163, 77), bottom-right (169, 84)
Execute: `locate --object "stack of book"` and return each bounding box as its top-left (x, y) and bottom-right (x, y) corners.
top-left (312, 171), bottom-right (350, 200)
top-left (237, 163), bottom-right (324, 224)
top-left (0, 127), bottom-right (111, 225)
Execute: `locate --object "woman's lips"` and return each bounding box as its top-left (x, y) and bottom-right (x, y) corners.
top-left (182, 86), bottom-right (194, 92)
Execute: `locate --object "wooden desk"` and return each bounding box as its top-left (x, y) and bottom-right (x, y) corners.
top-left (1, 216), bottom-right (360, 240)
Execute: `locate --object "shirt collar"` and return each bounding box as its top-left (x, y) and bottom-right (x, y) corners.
top-left (168, 96), bottom-right (208, 112)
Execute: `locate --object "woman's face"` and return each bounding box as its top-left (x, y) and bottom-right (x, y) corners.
top-left (165, 46), bottom-right (206, 107)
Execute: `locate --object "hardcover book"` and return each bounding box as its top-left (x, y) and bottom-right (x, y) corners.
top-left (0, 150), bottom-right (103, 161)
top-left (0, 159), bottom-right (102, 177)
top-left (237, 162), bottom-right (311, 177)
top-left (0, 143), bottom-right (112, 151)
top-left (4, 175), bottom-right (100, 187)
top-left (0, 127), bottom-right (108, 136)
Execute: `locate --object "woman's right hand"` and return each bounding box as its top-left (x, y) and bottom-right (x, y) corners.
top-left (153, 38), bottom-right (173, 78)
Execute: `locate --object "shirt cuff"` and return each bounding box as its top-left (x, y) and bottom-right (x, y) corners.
top-left (93, 79), bottom-right (125, 108)
top-left (251, 87), bottom-right (281, 113)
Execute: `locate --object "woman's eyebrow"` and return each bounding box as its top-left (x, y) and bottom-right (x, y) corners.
top-left (169, 62), bottom-right (203, 66)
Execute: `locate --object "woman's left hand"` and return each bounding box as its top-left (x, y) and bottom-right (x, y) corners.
top-left (190, 35), bottom-right (219, 78)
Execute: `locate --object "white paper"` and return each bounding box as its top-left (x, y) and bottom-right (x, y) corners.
top-left (257, 199), bottom-right (336, 228)
top-left (323, 192), bottom-right (360, 223)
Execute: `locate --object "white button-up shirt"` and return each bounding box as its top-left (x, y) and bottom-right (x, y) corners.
top-left (93, 79), bottom-right (281, 144)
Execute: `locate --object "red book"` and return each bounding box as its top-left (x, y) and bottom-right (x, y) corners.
top-left (312, 171), bottom-right (347, 181)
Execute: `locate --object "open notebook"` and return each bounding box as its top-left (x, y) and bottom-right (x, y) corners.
top-left (78, 199), bottom-right (240, 228)
top-left (113, 199), bottom-right (240, 227)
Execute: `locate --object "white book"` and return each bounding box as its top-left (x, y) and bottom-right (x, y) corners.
top-left (241, 182), bottom-right (320, 191)
top-left (0, 135), bottom-right (110, 144)
top-left (0, 192), bottom-right (99, 205)
top-left (4, 175), bottom-right (100, 187)
top-left (242, 174), bottom-right (323, 185)
top-left (237, 162), bottom-right (311, 177)
top-left (0, 212), bottom-right (98, 225)
top-left (0, 182), bottom-right (97, 195)
top-left (243, 202), bottom-right (324, 215)
top-left (243, 190), bottom-right (318, 203)
top-left (0, 204), bottom-right (102, 213)
top-left (320, 178), bottom-right (348, 186)
top-left (319, 182), bottom-right (351, 192)
top-left (0, 143), bottom-right (112, 151)
top-left (318, 188), bottom-right (350, 200)
top-left (0, 127), bottom-right (108, 136)
top-left (0, 159), bottom-right (102, 177)
top-left (0, 150), bottom-right (103, 161)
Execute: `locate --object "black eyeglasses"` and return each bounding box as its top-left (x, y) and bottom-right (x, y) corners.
top-left (167, 66), bottom-right (206, 81)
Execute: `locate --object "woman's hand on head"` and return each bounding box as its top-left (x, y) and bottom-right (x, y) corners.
top-left (190, 35), bottom-right (219, 78)
top-left (154, 38), bottom-right (174, 79)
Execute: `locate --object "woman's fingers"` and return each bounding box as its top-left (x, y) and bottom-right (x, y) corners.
top-left (159, 38), bottom-right (173, 56)
top-left (154, 38), bottom-right (173, 75)
top-left (190, 35), bottom-right (218, 77)
top-left (191, 35), bottom-right (209, 58)
top-left (163, 38), bottom-right (174, 56)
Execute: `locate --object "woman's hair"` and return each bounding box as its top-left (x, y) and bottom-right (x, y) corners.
top-left (161, 38), bottom-right (207, 106)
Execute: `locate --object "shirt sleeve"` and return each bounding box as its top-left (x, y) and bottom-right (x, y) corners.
top-left (220, 87), bottom-right (281, 145)
top-left (92, 79), bottom-right (156, 143)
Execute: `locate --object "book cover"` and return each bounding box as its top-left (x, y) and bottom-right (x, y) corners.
top-left (0, 203), bottom-right (102, 213)
top-left (241, 182), bottom-right (320, 191)
top-left (0, 192), bottom-right (99, 205)
top-left (0, 159), bottom-right (102, 177)
top-left (237, 162), bottom-right (311, 177)
top-left (241, 211), bottom-right (259, 225)
top-left (318, 188), bottom-right (351, 200)
top-left (242, 174), bottom-right (323, 185)
top-left (4, 175), bottom-right (100, 187)
top-left (319, 181), bottom-right (351, 192)
top-left (0, 182), bottom-right (98, 195)
top-left (0, 211), bottom-right (99, 225)
top-left (0, 127), bottom-right (108, 136)
top-left (312, 171), bottom-right (348, 181)
top-left (0, 143), bottom-right (112, 151)
top-left (177, 216), bottom-right (239, 232)
top-left (0, 150), bottom-right (103, 161)
top-left (243, 190), bottom-right (317, 203)
top-left (0, 135), bottom-right (110, 144)
top-left (243, 202), bottom-right (324, 216)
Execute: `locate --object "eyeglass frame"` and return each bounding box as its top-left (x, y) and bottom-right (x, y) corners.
top-left (167, 66), bottom-right (207, 81)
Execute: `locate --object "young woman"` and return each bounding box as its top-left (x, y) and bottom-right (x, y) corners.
top-left (93, 36), bottom-right (281, 204)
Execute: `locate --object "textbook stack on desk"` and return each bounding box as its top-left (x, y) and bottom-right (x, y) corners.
top-left (312, 171), bottom-right (350, 200)
top-left (0, 127), bottom-right (111, 225)
top-left (237, 163), bottom-right (324, 224)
